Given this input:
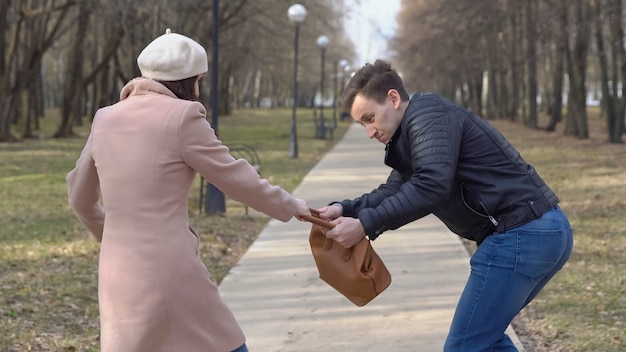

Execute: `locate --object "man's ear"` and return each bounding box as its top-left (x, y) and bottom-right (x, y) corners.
top-left (388, 89), bottom-right (401, 109)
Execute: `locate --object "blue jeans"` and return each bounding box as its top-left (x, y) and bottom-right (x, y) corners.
top-left (444, 206), bottom-right (573, 352)
top-left (231, 343), bottom-right (248, 352)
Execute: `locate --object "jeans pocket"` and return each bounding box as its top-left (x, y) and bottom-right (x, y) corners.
top-left (514, 228), bottom-right (563, 280)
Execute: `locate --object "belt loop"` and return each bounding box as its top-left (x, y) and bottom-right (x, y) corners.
top-left (495, 218), bottom-right (505, 233)
top-left (528, 199), bottom-right (540, 218)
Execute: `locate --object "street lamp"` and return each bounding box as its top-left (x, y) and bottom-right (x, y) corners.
top-left (339, 59), bottom-right (349, 121)
top-left (287, 4), bottom-right (307, 158)
top-left (339, 59), bottom-right (349, 93)
top-left (316, 35), bottom-right (329, 139)
top-left (204, 0), bottom-right (226, 214)
top-left (332, 59), bottom-right (338, 132)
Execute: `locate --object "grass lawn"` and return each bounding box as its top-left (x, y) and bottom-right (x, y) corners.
top-left (490, 110), bottom-right (626, 351)
top-left (0, 107), bottom-right (349, 351)
top-left (0, 105), bottom-right (624, 351)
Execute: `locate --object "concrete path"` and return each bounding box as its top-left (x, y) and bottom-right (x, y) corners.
top-left (219, 123), bottom-right (524, 351)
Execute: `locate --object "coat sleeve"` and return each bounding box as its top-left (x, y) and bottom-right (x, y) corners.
top-left (178, 103), bottom-right (299, 222)
top-left (66, 131), bottom-right (105, 242)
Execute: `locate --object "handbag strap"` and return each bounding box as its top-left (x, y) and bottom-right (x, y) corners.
top-left (301, 208), bottom-right (336, 229)
top-left (305, 208), bottom-right (355, 259)
top-left (305, 209), bottom-right (353, 260)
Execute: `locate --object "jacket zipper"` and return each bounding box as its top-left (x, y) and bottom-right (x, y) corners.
top-left (460, 183), bottom-right (499, 227)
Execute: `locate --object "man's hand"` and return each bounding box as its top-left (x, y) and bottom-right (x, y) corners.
top-left (317, 204), bottom-right (342, 220)
top-left (325, 217), bottom-right (366, 248)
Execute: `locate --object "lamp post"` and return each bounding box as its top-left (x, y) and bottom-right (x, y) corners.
top-left (339, 59), bottom-right (349, 94)
top-left (287, 4), bottom-right (307, 158)
top-left (332, 59), bottom-right (338, 131)
top-left (316, 35), bottom-right (329, 139)
top-left (204, 0), bottom-right (226, 214)
top-left (339, 59), bottom-right (349, 121)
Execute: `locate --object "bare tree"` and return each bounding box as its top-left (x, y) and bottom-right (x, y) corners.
top-left (544, 0), bottom-right (566, 132)
top-left (0, 0), bottom-right (356, 142)
top-left (507, 0), bottom-right (523, 121)
top-left (524, 0), bottom-right (538, 128)
top-left (54, 0), bottom-right (90, 137)
top-left (563, 0), bottom-right (591, 138)
top-left (392, 0), bottom-right (487, 107)
top-left (594, 0), bottom-right (625, 143)
top-left (389, 0), bottom-right (608, 141)
top-left (0, 0), bottom-right (74, 142)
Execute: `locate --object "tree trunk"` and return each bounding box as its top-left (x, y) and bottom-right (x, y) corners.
top-left (564, 0), bottom-right (590, 138)
top-left (94, 63), bottom-right (110, 116)
top-left (0, 4), bottom-right (21, 142)
top-left (0, 94), bottom-right (18, 142)
top-left (470, 73), bottom-right (483, 116)
top-left (547, 2), bottom-right (566, 132)
top-left (508, 2), bottom-right (521, 121)
top-left (54, 2), bottom-right (91, 138)
top-left (219, 63), bottom-right (231, 116)
top-left (525, 0), bottom-right (538, 128)
top-left (485, 31), bottom-right (499, 120)
top-left (21, 53), bottom-right (45, 139)
top-left (593, 0), bottom-right (618, 142)
top-left (0, 1), bottom-right (6, 76)
top-left (20, 86), bottom-right (34, 138)
top-left (608, 0), bottom-right (625, 143)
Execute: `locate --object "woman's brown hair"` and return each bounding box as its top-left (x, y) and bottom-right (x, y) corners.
top-left (157, 76), bottom-right (198, 101)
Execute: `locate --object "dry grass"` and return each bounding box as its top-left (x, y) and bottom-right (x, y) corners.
top-left (0, 107), bottom-right (348, 351)
top-left (1, 106), bottom-right (624, 351)
top-left (489, 110), bottom-right (626, 351)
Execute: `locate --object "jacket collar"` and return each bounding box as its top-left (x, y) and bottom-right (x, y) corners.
top-left (120, 77), bottom-right (178, 101)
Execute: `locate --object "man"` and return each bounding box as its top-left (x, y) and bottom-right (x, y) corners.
top-left (317, 60), bottom-right (573, 351)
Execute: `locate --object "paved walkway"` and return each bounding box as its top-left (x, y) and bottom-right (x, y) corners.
top-left (219, 123), bottom-right (524, 351)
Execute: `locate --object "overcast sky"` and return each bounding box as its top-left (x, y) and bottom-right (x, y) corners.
top-left (342, 0), bottom-right (402, 67)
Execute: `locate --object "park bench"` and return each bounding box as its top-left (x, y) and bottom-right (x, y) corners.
top-left (313, 109), bottom-right (336, 140)
top-left (197, 143), bottom-right (261, 215)
top-left (228, 143), bottom-right (261, 215)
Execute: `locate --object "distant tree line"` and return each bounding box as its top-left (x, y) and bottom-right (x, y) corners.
top-left (4, 0), bottom-right (624, 144)
top-left (392, 0), bottom-right (626, 143)
top-left (0, 0), bottom-right (356, 142)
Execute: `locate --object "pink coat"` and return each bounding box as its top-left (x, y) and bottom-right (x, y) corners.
top-left (67, 78), bottom-right (299, 352)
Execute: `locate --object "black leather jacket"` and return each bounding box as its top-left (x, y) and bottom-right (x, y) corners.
top-left (339, 93), bottom-right (559, 244)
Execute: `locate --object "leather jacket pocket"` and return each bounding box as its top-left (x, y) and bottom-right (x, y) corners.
top-left (434, 183), bottom-right (495, 243)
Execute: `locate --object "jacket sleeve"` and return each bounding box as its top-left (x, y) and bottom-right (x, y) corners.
top-left (66, 130), bottom-right (105, 242)
top-left (356, 96), bottom-right (464, 240)
top-left (178, 103), bottom-right (299, 222)
top-left (338, 169), bottom-right (403, 217)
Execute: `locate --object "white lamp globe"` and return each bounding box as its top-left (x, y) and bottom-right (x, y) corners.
top-left (317, 35), bottom-right (329, 48)
top-left (288, 4), bottom-right (307, 23)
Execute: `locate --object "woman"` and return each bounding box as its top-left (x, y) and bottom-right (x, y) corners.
top-left (66, 29), bottom-right (310, 352)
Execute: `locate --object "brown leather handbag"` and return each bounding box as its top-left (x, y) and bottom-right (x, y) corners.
top-left (303, 209), bottom-right (392, 306)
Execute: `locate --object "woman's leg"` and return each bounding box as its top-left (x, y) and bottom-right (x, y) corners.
top-left (444, 207), bottom-right (573, 352)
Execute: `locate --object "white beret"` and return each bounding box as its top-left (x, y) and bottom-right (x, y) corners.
top-left (137, 28), bottom-right (208, 81)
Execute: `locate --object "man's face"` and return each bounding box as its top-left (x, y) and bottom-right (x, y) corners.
top-left (350, 90), bottom-right (403, 145)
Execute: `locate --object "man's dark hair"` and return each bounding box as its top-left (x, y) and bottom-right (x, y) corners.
top-left (158, 76), bottom-right (198, 101)
top-left (340, 60), bottom-right (409, 114)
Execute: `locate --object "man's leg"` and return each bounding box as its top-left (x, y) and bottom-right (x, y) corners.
top-left (444, 207), bottom-right (572, 352)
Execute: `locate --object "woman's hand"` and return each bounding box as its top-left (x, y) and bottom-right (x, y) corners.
top-left (293, 198), bottom-right (311, 221)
